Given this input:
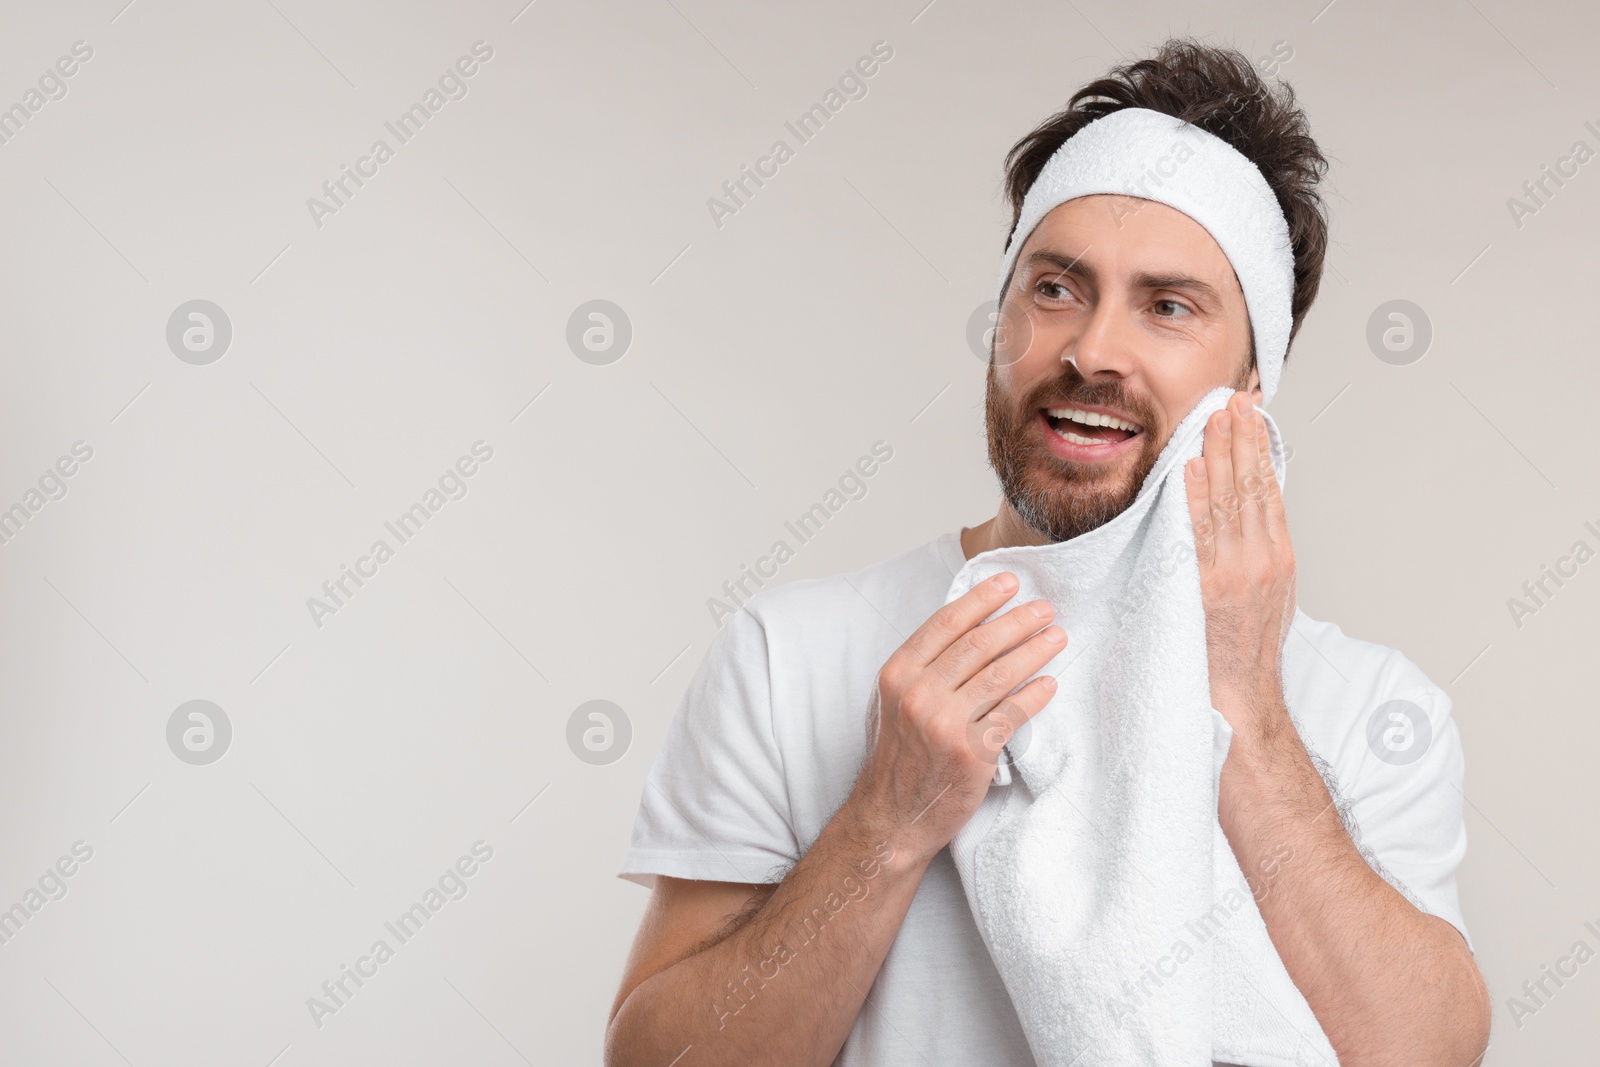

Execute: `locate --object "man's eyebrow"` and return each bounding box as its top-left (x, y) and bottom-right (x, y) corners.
top-left (1020, 248), bottom-right (1225, 306)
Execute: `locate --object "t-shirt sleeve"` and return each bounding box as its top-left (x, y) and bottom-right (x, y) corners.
top-left (618, 605), bottom-right (801, 889)
top-left (1334, 681), bottom-right (1474, 953)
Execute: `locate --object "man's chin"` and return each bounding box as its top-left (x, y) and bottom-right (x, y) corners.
top-left (1009, 477), bottom-right (1140, 543)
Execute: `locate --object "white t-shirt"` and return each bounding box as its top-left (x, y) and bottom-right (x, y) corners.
top-left (620, 529), bottom-right (1472, 1066)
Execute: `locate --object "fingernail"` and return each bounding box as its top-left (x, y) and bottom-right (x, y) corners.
top-left (1029, 600), bottom-right (1053, 618)
top-left (1044, 626), bottom-right (1066, 643)
top-left (994, 572), bottom-right (1018, 592)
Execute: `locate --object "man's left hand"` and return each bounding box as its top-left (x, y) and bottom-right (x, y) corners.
top-left (1184, 389), bottom-right (1298, 745)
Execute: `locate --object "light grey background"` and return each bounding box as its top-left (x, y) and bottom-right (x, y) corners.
top-left (0, 0), bottom-right (1593, 1062)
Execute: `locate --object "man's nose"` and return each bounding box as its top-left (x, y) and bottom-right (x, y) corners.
top-left (1062, 299), bottom-right (1135, 379)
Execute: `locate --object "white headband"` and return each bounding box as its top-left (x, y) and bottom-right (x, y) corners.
top-left (996, 107), bottom-right (1295, 406)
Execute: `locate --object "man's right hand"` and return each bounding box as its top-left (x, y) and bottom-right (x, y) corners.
top-left (608, 570), bottom-right (1063, 1067)
top-left (848, 570), bottom-right (1065, 863)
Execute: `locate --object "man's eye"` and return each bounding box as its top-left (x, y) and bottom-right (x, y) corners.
top-left (1036, 280), bottom-right (1070, 301)
top-left (1153, 299), bottom-right (1192, 317)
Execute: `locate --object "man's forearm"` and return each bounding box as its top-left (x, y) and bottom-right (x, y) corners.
top-left (1216, 688), bottom-right (1489, 1066)
top-left (606, 802), bottom-right (928, 1067)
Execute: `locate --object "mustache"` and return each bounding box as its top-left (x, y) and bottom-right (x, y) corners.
top-left (1023, 378), bottom-right (1158, 429)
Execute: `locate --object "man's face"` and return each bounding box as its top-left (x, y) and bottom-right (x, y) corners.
top-left (985, 194), bottom-right (1259, 542)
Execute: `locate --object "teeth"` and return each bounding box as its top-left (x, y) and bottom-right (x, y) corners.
top-left (1053, 427), bottom-right (1104, 446)
top-left (1045, 407), bottom-right (1140, 433)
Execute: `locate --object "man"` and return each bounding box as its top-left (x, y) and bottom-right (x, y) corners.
top-left (606, 39), bottom-right (1490, 1066)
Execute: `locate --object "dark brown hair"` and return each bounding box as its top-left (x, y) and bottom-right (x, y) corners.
top-left (1002, 38), bottom-right (1329, 364)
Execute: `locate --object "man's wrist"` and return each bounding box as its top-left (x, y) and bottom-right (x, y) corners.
top-left (1217, 695), bottom-right (1324, 835)
top-left (1213, 675), bottom-right (1292, 753)
top-left (836, 789), bottom-right (938, 879)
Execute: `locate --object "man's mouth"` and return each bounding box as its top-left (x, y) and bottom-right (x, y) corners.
top-left (1042, 405), bottom-right (1143, 448)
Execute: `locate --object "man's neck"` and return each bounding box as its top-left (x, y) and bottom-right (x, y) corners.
top-left (959, 504), bottom-right (1053, 560)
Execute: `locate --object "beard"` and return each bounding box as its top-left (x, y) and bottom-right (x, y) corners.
top-left (982, 363), bottom-right (1168, 544)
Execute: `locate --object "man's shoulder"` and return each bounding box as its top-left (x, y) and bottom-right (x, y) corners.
top-left (737, 530), bottom-right (962, 639)
top-left (1284, 608), bottom-right (1455, 762)
top-left (1286, 609), bottom-right (1442, 704)
top-left (1286, 607), bottom-right (1440, 700)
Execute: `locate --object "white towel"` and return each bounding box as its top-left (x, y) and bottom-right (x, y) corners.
top-left (944, 386), bottom-right (1338, 1066)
